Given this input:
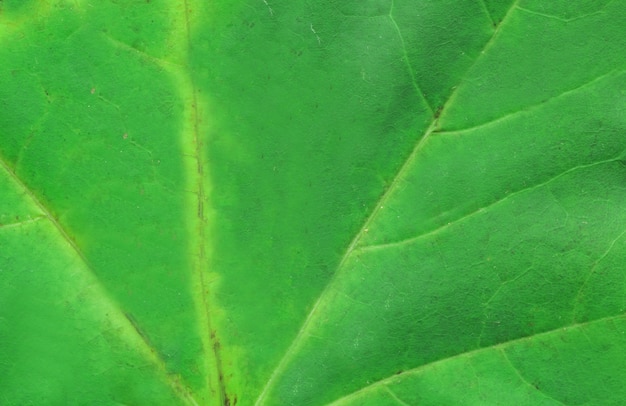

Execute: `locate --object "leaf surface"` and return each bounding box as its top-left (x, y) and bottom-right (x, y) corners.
top-left (1, 0), bottom-right (626, 405)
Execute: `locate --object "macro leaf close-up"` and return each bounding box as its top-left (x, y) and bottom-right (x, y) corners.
top-left (1, 0), bottom-right (626, 404)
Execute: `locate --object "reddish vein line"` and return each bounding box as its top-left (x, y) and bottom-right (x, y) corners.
top-left (182, 1), bottom-right (228, 404)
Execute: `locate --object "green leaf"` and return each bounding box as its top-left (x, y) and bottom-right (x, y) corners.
top-left (1, 0), bottom-right (625, 405)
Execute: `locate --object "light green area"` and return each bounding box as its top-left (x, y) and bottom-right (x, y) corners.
top-left (1, 0), bottom-right (626, 405)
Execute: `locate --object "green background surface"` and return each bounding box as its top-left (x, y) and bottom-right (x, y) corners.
top-left (1, 0), bottom-right (625, 405)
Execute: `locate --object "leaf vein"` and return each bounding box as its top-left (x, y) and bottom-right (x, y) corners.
top-left (477, 0), bottom-right (495, 26)
top-left (436, 68), bottom-right (625, 135)
top-left (0, 215), bottom-right (45, 230)
top-left (571, 226), bottom-right (626, 322)
top-left (358, 156), bottom-right (625, 252)
top-left (101, 32), bottom-right (183, 71)
top-left (384, 386), bottom-right (412, 406)
top-left (328, 312), bottom-right (626, 405)
top-left (515, 2), bottom-right (615, 23)
top-left (0, 155), bottom-right (198, 405)
top-left (181, 0), bottom-right (227, 403)
top-left (388, 0), bottom-right (433, 114)
top-left (499, 348), bottom-right (567, 405)
top-left (255, 1), bottom-right (523, 403)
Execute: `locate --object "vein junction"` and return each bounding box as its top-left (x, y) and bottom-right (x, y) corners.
top-left (0, 155), bottom-right (198, 405)
top-left (256, 1), bottom-right (523, 403)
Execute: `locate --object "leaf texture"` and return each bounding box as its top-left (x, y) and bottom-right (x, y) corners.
top-left (1, 0), bottom-right (625, 405)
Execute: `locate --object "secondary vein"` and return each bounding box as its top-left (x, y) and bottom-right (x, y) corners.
top-left (254, 1), bottom-right (522, 403)
top-left (357, 156), bottom-right (625, 252)
top-left (329, 312), bottom-right (624, 405)
top-left (0, 156), bottom-right (198, 405)
top-left (389, 0), bottom-right (434, 115)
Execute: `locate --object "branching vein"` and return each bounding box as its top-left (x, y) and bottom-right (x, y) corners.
top-left (389, 0), bottom-right (433, 114)
top-left (571, 226), bottom-right (626, 322)
top-left (500, 349), bottom-right (567, 405)
top-left (0, 215), bottom-right (45, 230)
top-left (436, 68), bottom-right (624, 135)
top-left (328, 312), bottom-right (624, 405)
top-left (0, 156), bottom-right (198, 405)
top-left (357, 155), bottom-right (624, 252)
top-left (255, 1), bottom-right (522, 403)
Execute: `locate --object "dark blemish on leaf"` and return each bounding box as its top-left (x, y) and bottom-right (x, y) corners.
top-left (434, 105), bottom-right (443, 119)
top-left (209, 329), bottom-right (230, 405)
top-left (198, 200), bottom-right (204, 218)
top-left (395, 370), bottom-right (403, 375)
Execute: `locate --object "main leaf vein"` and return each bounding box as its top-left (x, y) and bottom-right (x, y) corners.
top-left (181, 0), bottom-right (228, 404)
